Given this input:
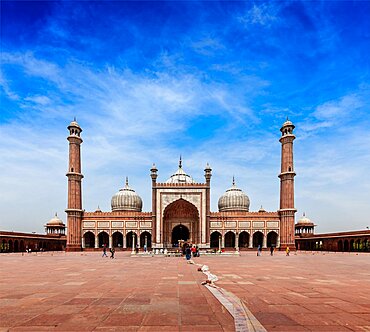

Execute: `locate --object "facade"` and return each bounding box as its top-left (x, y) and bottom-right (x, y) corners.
top-left (66, 119), bottom-right (297, 251)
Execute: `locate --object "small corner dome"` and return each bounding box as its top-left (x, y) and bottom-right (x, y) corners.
top-left (111, 178), bottom-right (143, 212)
top-left (166, 158), bottom-right (195, 184)
top-left (218, 178), bottom-right (250, 212)
top-left (68, 119), bottom-right (81, 129)
top-left (47, 213), bottom-right (65, 226)
top-left (297, 213), bottom-right (314, 225)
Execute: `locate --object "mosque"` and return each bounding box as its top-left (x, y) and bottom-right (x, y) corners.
top-left (66, 118), bottom-right (297, 252)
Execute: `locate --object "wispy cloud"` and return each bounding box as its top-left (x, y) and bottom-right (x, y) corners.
top-left (237, 3), bottom-right (281, 27)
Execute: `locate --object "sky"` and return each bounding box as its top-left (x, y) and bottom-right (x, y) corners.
top-left (1, 1), bottom-right (370, 234)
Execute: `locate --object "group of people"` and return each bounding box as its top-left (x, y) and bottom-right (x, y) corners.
top-left (257, 245), bottom-right (290, 256)
top-left (102, 245), bottom-right (115, 259)
top-left (183, 244), bottom-right (200, 260)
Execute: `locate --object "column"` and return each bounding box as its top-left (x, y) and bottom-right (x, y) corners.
top-left (145, 235), bottom-right (148, 247)
top-left (81, 237), bottom-right (85, 249)
top-left (109, 235), bottom-right (112, 249)
top-left (249, 233), bottom-right (253, 248)
top-left (221, 234), bottom-right (225, 248)
top-left (218, 235), bottom-right (221, 252)
top-left (131, 233), bottom-right (135, 253)
top-left (123, 235), bottom-right (127, 249)
top-left (235, 233), bottom-right (239, 250)
top-left (277, 236), bottom-right (281, 248)
top-left (95, 235), bottom-right (98, 248)
top-left (263, 233), bottom-right (267, 248)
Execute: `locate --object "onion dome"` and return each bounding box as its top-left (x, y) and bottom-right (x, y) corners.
top-left (258, 205), bottom-right (266, 213)
top-left (46, 213), bottom-right (65, 226)
top-left (111, 177), bottom-right (143, 212)
top-left (166, 157), bottom-right (195, 184)
top-left (297, 213), bottom-right (314, 225)
top-left (218, 177), bottom-right (250, 212)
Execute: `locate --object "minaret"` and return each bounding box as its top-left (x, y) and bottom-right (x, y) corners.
top-left (65, 119), bottom-right (84, 251)
top-left (204, 163), bottom-right (212, 246)
top-left (150, 163), bottom-right (158, 246)
top-left (278, 118), bottom-right (297, 249)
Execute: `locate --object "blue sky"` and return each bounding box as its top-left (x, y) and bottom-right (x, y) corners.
top-left (1, 1), bottom-right (370, 233)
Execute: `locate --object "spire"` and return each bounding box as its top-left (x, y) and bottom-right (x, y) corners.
top-left (55, 212), bottom-right (58, 217)
top-left (179, 155), bottom-right (182, 168)
top-left (125, 176), bottom-right (129, 186)
top-left (74, 116), bottom-right (76, 122)
top-left (303, 212), bottom-right (306, 217)
top-left (232, 175), bottom-right (235, 186)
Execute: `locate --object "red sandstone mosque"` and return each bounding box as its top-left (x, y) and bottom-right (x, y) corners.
top-left (1, 119), bottom-right (369, 253)
top-left (65, 119), bottom-right (297, 252)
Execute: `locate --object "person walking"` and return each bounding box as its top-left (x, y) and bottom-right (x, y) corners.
top-left (110, 247), bottom-right (115, 259)
top-left (286, 246), bottom-right (290, 256)
top-left (102, 245), bottom-right (108, 258)
top-left (185, 246), bottom-right (191, 260)
top-left (270, 246), bottom-right (274, 256)
top-left (257, 244), bottom-right (262, 256)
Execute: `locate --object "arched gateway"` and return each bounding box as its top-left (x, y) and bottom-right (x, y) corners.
top-left (163, 199), bottom-right (199, 248)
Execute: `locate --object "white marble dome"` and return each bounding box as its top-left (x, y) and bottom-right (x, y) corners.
top-left (297, 213), bottom-right (314, 225)
top-left (111, 178), bottom-right (143, 212)
top-left (218, 178), bottom-right (250, 212)
top-left (166, 158), bottom-right (195, 184)
top-left (46, 213), bottom-right (65, 226)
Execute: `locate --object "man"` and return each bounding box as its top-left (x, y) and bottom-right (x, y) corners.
top-left (270, 246), bottom-right (274, 256)
top-left (102, 245), bottom-right (108, 258)
top-left (110, 247), bottom-right (115, 259)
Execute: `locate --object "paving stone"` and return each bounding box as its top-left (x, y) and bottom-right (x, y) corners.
top-left (1, 251), bottom-right (369, 331)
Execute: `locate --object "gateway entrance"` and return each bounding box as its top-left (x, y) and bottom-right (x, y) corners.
top-left (172, 224), bottom-right (190, 246)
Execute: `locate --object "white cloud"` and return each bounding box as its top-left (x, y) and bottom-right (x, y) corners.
top-left (1, 52), bottom-right (370, 236)
top-left (238, 3), bottom-right (281, 27)
top-left (314, 94), bottom-right (363, 120)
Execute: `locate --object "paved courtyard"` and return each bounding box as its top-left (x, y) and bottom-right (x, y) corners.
top-left (0, 251), bottom-right (369, 331)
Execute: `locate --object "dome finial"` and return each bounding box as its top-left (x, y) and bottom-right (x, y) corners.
top-left (125, 176), bottom-right (129, 186)
top-left (232, 175), bottom-right (235, 186)
top-left (303, 212), bottom-right (305, 217)
top-left (179, 155), bottom-right (182, 168)
top-left (55, 212), bottom-right (58, 217)
top-left (74, 116), bottom-right (76, 122)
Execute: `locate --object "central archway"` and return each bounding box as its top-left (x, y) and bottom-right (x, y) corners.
top-left (163, 198), bottom-right (199, 247)
top-left (172, 224), bottom-right (190, 246)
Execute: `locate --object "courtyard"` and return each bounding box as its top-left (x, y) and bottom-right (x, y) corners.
top-left (0, 251), bottom-right (369, 331)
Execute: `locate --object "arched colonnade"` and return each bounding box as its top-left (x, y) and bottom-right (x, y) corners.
top-left (210, 230), bottom-right (279, 250)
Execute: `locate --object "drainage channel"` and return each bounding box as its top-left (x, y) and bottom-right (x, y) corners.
top-left (191, 261), bottom-right (267, 332)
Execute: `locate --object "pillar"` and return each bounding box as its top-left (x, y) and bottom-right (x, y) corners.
top-left (249, 234), bottom-right (253, 248)
top-left (277, 235), bottom-right (281, 248)
top-left (109, 235), bottom-right (112, 249)
top-left (81, 236), bottom-right (85, 249)
top-left (221, 234), bottom-right (225, 248)
top-left (235, 233), bottom-right (239, 250)
top-left (218, 235), bottom-right (221, 252)
top-left (66, 119), bottom-right (84, 251)
top-left (95, 235), bottom-right (98, 248)
top-left (278, 118), bottom-right (297, 250)
top-left (123, 235), bottom-right (127, 249)
top-left (263, 233), bottom-right (267, 249)
top-left (131, 233), bottom-right (135, 253)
